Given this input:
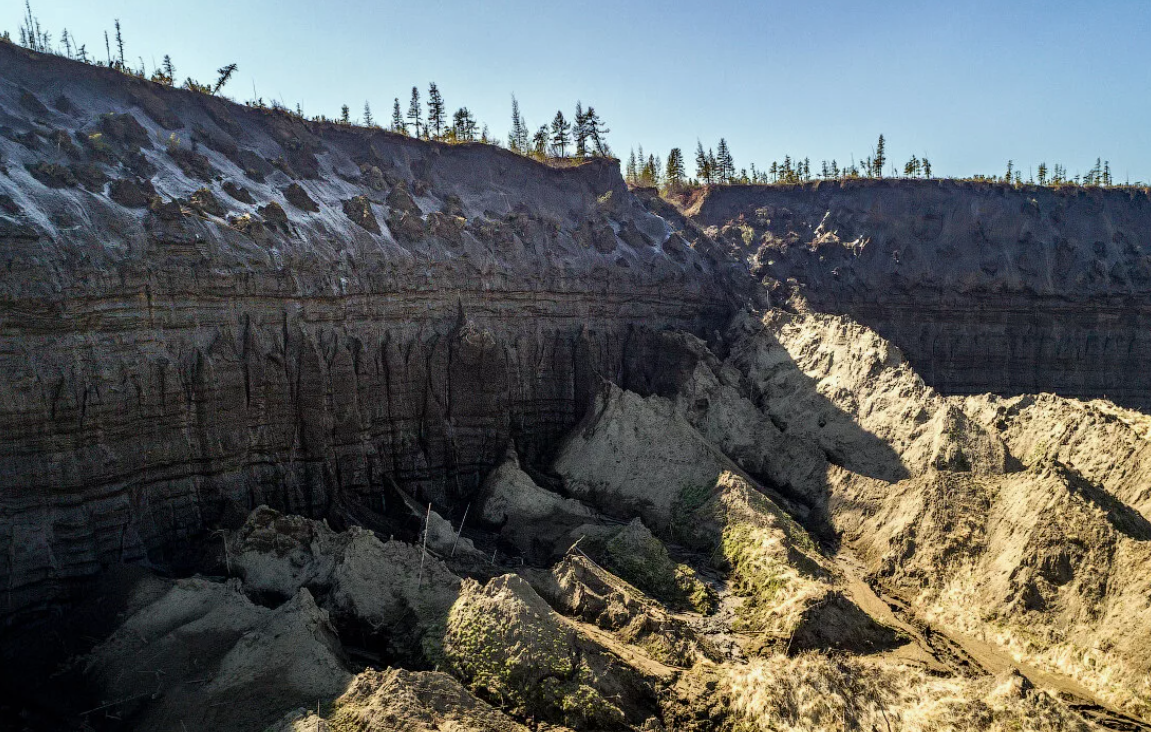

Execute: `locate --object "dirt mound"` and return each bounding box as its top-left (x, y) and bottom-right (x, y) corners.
top-left (962, 392), bottom-right (1151, 520)
top-left (228, 506), bottom-right (461, 660)
top-left (479, 449), bottom-right (598, 558)
top-left (271, 668), bottom-right (532, 732)
top-left (444, 574), bottom-right (659, 730)
top-left (83, 578), bottom-right (351, 731)
top-left (533, 553), bottom-right (720, 668)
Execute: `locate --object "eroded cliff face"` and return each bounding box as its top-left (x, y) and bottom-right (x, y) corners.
top-left (0, 43), bottom-right (746, 620)
top-left (688, 180), bottom-right (1151, 409)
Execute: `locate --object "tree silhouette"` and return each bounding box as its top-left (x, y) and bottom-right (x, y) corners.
top-left (665, 147), bottom-right (685, 189)
top-left (874, 134), bottom-right (886, 178)
top-left (509, 95), bottom-right (529, 153)
top-left (363, 101), bottom-right (374, 127)
top-left (584, 107), bottom-right (609, 156)
top-left (427, 83), bottom-right (445, 139)
top-left (212, 63), bottom-right (237, 95)
top-left (550, 111), bottom-right (571, 157)
top-left (407, 87), bottom-right (422, 138)
top-left (391, 98), bottom-right (406, 134)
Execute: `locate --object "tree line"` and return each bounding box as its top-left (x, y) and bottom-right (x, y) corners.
top-left (4, 4), bottom-right (1142, 188)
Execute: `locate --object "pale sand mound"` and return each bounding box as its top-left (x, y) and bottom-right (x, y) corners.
top-left (962, 392), bottom-right (1151, 520)
top-left (478, 448), bottom-right (598, 558)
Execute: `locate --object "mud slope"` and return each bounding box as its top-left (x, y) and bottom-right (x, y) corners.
top-left (687, 180), bottom-right (1151, 409)
top-left (0, 42), bottom-right (749, 620)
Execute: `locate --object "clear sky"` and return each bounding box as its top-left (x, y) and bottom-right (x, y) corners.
top-left (4, 0), bottom-right (1150, 182)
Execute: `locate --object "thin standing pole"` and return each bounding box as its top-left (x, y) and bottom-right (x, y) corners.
top-left (418, 502), bottom-right (431, 587)
top-left (451, 503), bottom-right (470, 557)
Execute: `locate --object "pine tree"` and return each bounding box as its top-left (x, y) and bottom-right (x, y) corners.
top-left (550, 111), bottom-right (571, 157)
top-left (1037, 162), bottom-right (1048, 186)
top-left (532, 125), bottom-right (549, 158)
top-left (391, 98), bottom-right (407, 134)
top-left (573, 102), bottom-right (588, 157)
top-left (922, 158), bottom-right (931, 178)
top-left (427, 83), bottom-right (445, 139)
top-left (509, 95), bottom-right (529, 153)
top-left (583, 107), bottom-right (609, 156)
top-left (340, 104), bottom-right (351, 125)
top-left (363, 101), bottom-right (374, 127)
top-left (665, 147), bottom-right (685, 189)
top-left (626, 149), bottom-right (638, 185)
top-left (716, 139), bottom-right (734, 183)
top-left (407, 87), bottom-right (422, 138)
top-left (114, 19), bottom-right (125, 69)
top-left (213, 64), bottom-right (237, 95)
top-left (874, 134), bottom-right (886, 178)
top-left (1005, 160), bottom-right (1014, 184)
top-left (452, 108), bottom-right (477, 141)
top-left (695, 141), bottom-right (710, 184)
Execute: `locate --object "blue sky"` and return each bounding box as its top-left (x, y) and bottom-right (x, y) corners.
top-left (5, 0), bottom-right (1150, 181)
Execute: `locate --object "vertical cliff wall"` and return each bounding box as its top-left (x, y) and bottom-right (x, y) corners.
top-left (688, 180), bottom-right (1151, 409)
top-left (0, 43), bottom-right (746, 619)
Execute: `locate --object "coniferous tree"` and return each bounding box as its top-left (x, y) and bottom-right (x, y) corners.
top-left (532, 125), bottom-right (549, 157)
top-left (922, 158), bottom-right (931, 178)
top-left (340, 104), bottom-right (351, 125)
top-left (427, 83), bottom-right (445, 139)
top-left (391, 98), bottom-right (407, 134)
top-left (212, 63), bottom-right (237, 95)
top-left (716, 139), bottom-right (734, 183)
top-left (114, 19), bottom-right (125, 68)
top-left (1005, 160), bottom-right (1014, 184)
top-left (583, 107), bottom-right (609, 156)
top-left (1037, 162), bottom-right (1048, 186)
top-left (573, 102), bottom-right (589, 158)
top-left (452, 108), bottom-right (477, 141)
top-left (550, 111), bottom-right (571, 157)
top-left (407, 87), bottom-right (422, 138)
top-left (509, 95), bottom-right (529, 153)
top-left (695, 141), bottom-right (710, 184)
top-left (61, 29), bottom-right (71, 58)
top-left (665, 147), bottom-right (685, 189)
top-left (874, 134), bottom-right (886, 178)
top-left (626, 149), bottom-right (638, 185)
top-left (363, 101), bottom-right (374, 127)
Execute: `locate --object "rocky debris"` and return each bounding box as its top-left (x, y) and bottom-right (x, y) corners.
top-left (19, 88), bottom-right (49, 116)
top-left (284, 181), bottom-right (320, 212)
top-left (167, 143), bottom-right (219, 181)
top-left (43, 128), bottom-right (79, 157)
top-left (387, 181), bottom-right (421, 215)
top-left (25, 161), bottom-right (76, 188)
top-left (479, 450), bottom-right (598, 558)
top-left (187, 186), bottom-right (226, 217)
top-left (83, 578), bottom-right (351, 732)
top-left (590, 518), bottom-right (714, 614)
top-left (97, 111), bottom-right (151, 149)
top-left (222, 179), bottom-right (255, 203)
top-left (70, 162), bottom-right (108, 191)
top-left (259, 200), bottom-right (292, 233)
top-left (427, 210), bottom-right (466, 244)
top-left (533, 553), bottom-right (719, 668)
top-left (228, 506), bottom-right (461, 660)
top-left (388, 209), bottom-right (427, 242)
top-left (343, 194), bottom-right (381, 233)
top-left (107, 177), bottom-right (154, 207)
top-left (444, 574), bottom-right (658, 730)
top-left (270, 668), bottom-right (532, 732)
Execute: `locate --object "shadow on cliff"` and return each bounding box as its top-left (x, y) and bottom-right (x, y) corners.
top-left (616, 327), bottom-right (910, 550)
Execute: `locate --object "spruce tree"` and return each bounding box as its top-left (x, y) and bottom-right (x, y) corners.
top-left (340, 104), bottom-right (351, 125)
top-left (363, 101), bottom-right (374, 127)
top-left (391, 98), bottom-right (407, 134)
top-left (874, 134), bottom-right (886, 178)
top-left (452, 108), bottom-right (477, 141)
top-left (532, 126), bottom-right (549, 157)
top-left (584, 107), bottom-right (609, 156)
top-left (695, 141), bottom-right (712, 184)
top-left (921, 158), bottom-right (930, 178)
top-left (114, 19), bottom-right (125, 69)
top-left (627, 149), bottom-right (638, 185)
top-left (509, 95), bottom-right (529, 153)
top-left (550, 111), bottom-right (571, 157)
top-left (407, 87), bottom-right (422, 138)
top-left (716, 139), bottom-right (734, 183)
top-left (427, 83), bottom-right (445, 139)
top-left (665, 148), bottom-right (685, 189)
